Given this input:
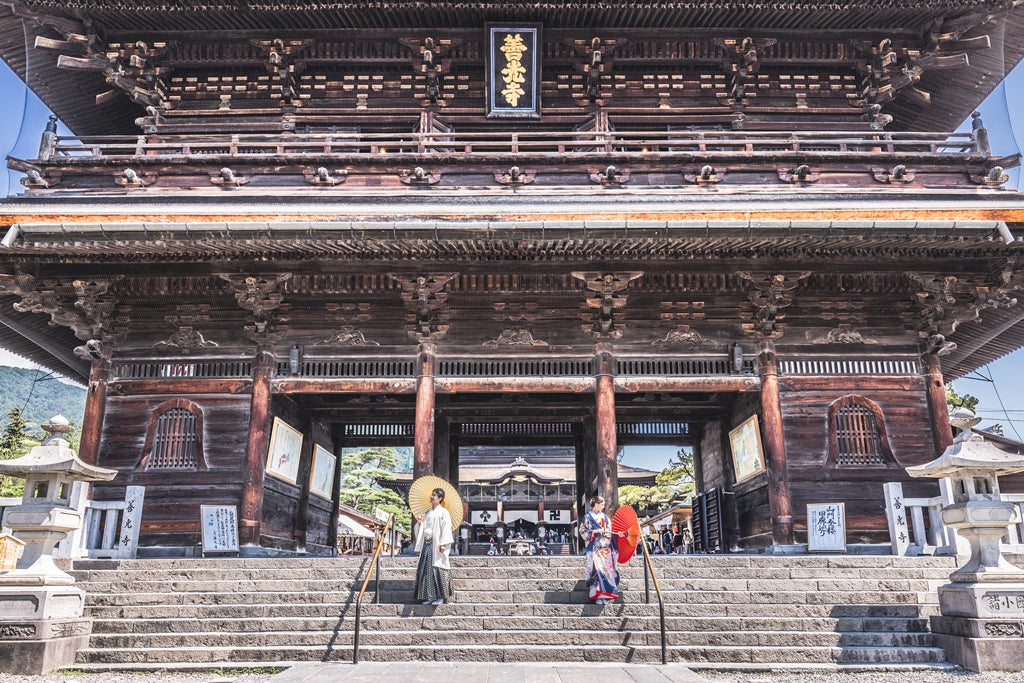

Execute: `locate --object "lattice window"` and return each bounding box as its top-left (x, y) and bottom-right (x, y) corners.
top-left (826, 395), bottom-right (896, 468)
top-left (139, 399), bottom-right (205, 470)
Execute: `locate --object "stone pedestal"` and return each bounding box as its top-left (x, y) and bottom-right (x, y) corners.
top-left (0, 415), bottom-right (117, 674)
top-left (0, 583), bottom-right (91, 674)
top-left (931, 582), bottom-right (1024, 672)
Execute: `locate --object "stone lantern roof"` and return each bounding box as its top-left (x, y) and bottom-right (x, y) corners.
top-left (0, 416), bottom-right (115, 482)
top-left (908, 428), bottom-right (1024, 480)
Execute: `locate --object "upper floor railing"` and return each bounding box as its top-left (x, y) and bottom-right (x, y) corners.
top-left (37, 129), bottom-right (983, 162)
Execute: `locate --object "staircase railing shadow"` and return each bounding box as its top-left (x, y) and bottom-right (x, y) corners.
top-left (351, 512), bottom-right (394, 664)
top-left (638, 538), bottom-right (667, 664)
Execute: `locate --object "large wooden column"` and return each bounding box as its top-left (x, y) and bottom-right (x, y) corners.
top-left (574, 422), bottom-right (589, 525)
top-left (78, 345), bottom-right (112, 466)
top-left (758, 341), bottom-right (794, 546)
top-left (594, 342), bottom-right (619, 510)
top-left (413, 341), bottom-right (436, 479)
top-left (328, 426), bottom-right (346, 554)
top-left (923, 353), bottom-right (954, 454)
top-left (294, 416), bottom-right (314, 553)
top-left (448, 423), bottom-right (461, 486)
top-left (241, 345), bottom-right (275, 547)
top-left (433, 415), bottom-right (450, 480)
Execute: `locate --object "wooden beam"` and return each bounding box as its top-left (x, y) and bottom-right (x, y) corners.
top-left (615, 377), bottom-right (759, 393)
top-left (273, 378), bottom-right (416, 393)
top-left (108, 378), bottom-right (253, 395)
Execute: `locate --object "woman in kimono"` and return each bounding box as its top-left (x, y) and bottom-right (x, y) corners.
top-left (414, 487), bottom-right (455, 605)
top-left (579, 494), bottom-right (623, 604)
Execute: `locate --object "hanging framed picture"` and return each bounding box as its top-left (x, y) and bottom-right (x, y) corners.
top-left (729, 414), bottom-right (767, 482)
top-left (309, 444), bottom-right (336, 500)
top-left (266, 417), bottom-right (303, 484)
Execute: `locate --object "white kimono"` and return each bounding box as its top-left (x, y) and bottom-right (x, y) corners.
top-left (414, 504), bottom-right (454, 570)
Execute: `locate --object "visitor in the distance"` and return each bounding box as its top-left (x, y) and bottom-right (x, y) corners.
top-left (413, 487), bottom-right (454, 605)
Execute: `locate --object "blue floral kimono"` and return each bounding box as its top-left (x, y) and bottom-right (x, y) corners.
top-left (580, 511), bottom-right (619, 603)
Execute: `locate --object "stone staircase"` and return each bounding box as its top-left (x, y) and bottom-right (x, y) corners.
top-left (68, 554), bottom-right (959, 672)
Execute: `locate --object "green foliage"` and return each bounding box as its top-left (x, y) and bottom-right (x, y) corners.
top-left (619, 449), bottom-right (696, 514)
top-left (0, 407), bottom-right (32, 497)
top-left (338, 446), bottom-right (410, 531)
top-left (946, 384), bottom-right (979, 412)
top-left (0, 366), bottom-right (86, 430)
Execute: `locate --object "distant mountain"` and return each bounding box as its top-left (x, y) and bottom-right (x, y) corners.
top-left (0, 366), bottom-right (86, 432)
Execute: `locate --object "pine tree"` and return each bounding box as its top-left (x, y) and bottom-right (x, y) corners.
top-left (0, 407), bottom-right (30, 497)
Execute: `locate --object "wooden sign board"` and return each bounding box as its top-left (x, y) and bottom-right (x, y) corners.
top-left (807, 503), bottom-right (846, 552)
top-left (486, 23), bottom-right (542, 118)
top-left (0, 532), bottom-right (25, 571)
top-left (200, 504), bottom-right (239, 554)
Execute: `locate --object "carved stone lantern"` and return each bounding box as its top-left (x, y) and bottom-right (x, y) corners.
top-left (907, 427), bottom-right (1024, 672)
top-left (0, 415), bottom-right (117, 674)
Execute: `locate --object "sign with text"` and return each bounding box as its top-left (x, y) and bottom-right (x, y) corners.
top-left (201, 504), bottom-right (239, 554)
top-left (807, 503), bottom-right (846, 552)
top-left (486, 24), bottom-right (542, 118)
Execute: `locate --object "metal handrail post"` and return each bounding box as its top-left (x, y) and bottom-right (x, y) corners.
top-left (352, 513), bottom-right (395, 664)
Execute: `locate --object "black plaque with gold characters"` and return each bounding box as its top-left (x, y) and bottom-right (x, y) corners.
top-left (486, 23), bottom-right (542, 118)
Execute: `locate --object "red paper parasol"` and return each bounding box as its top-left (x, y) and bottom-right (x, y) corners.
top-left (612, 505), bottom-right (642, 563)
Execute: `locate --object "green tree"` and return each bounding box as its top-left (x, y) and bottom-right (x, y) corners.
top-left (0, 407), bottom-right (31, 497)
top-left (338, 446), bottom-right (410, 531)
top-left (946, 384), bottom-right (979, 412)
top-left (618, 449), bottom-right (696, 514)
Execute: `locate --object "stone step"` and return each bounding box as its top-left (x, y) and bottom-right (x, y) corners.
top-left (82, 587), bottom-right (929, 608)
top-left (74, 642), bottom-right (947, 665)
top-left (74, 576), bottom-right (940, 595)
top-left (88, 614), bottom-right (932, 635)
top-left (83, 628), bottom-right (938, 650)
top-left (84, 601), bottom-right (938, 621)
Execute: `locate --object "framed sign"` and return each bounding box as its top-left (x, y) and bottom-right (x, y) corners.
top-left (201, 504), bottom-right (239, 554)
top-left (309, 444), bottom-right (336, 500)
top-left (486, 23), bottom-right (542, 118)
top-left (807, 503), bottom-right (846, 552)
top-left (266, 416), bottom-right (303, 484)
top-left (729, 414), bottom-right (766, 482)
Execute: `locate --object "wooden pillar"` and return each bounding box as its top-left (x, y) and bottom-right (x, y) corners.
top-left (923, 353), bottom-right (954, 453)
top-left (594, 342), bottom-right (619, 510)
top-left (328, 426), bottom-right (346, 554)
top-left (433, 415), bottom-right (450, 480)
top-left (241, 345), bottom-right (275, 547)
top-left (576, 417), bottom-right (595, 517)
top-left (78, 345), bottom-right (112, 466)
top-left (692, 426), bottom-right (705, 493)
top-left (294, 417), bottom-right (315, 553)
top-left (448, 423), bottom-right (461, 486)
top-left (537, 499), bottom-right (545, 524)
top-left (413, 341), bottom-right (436, 480)
top-left (758, 341), bottom-right (794, 546)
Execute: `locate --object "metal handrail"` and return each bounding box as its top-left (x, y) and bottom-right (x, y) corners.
top-left (638, 535), bottom-right (668, 665)
top-left (352, 512), bottom-right (395, 665)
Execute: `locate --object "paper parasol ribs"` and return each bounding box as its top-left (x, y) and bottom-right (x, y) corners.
top-left (612, 504), bottom-right (642, 563)
top-left (408, 475), bottom-right (464, 531)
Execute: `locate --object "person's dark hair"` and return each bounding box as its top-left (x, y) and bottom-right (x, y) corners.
top-left (588, 494), bottom-right (604, 507)
top-left (432, 487), bottom-right (445, 502)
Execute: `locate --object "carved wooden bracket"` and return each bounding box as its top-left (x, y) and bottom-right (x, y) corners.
top-left (305, 167), bottom-right (347, 186)
top-left (777, 165), bottom-right (820, 184)
top-left (572, 271), bottom-right (643, 339)
top-left (401, 167), bottom-right (440, 185)
top-left (589, 165), bottom-right (630, 185)
top-left (568, 37), bottom-right (625, 106)
top-left (871, 165), bottom-right (916, 184)
top-left (714, 36), bottom-right (776, 107)
top-left (0, 272), bottom-right (123, 347)
top-left (684, 165), bottom-right (724, 184)
top-left (391, 273), bottom-right (457, 341)
top-left (736, 271), bottom-right (811, 339)
top-left (219, 273), bottom-right (291, 342)
top-left (495, 166), bottom-right (535, 185)
top-left (400, 37), bottom-right (456, 105)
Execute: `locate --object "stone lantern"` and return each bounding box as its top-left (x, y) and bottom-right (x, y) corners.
top-left (0, 415), bottom-right (116, 674)
top-left (907, 426), bottom-right (1024, 672)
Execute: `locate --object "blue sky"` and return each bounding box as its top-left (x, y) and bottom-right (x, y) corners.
top-left (1, 52), bottom-right (1024, 464)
